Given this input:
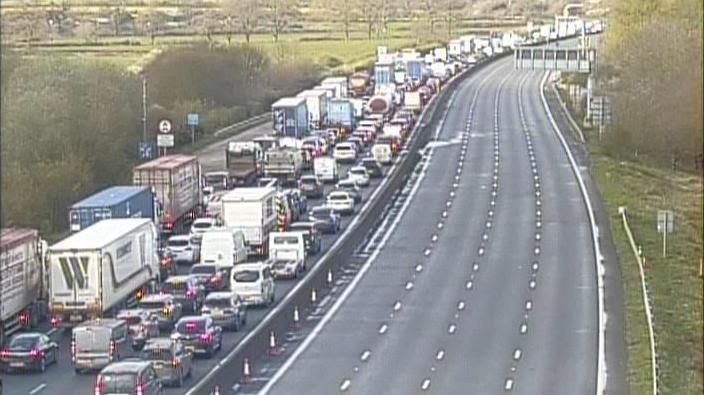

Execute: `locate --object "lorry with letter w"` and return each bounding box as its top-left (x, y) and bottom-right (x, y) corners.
top-left (48, 218), bottom-right (160, 327)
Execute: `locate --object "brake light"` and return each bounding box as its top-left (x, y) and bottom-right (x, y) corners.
top-left (95, 377), bottom-right (103, 395)
top-left (136, 382), bottom-right (145, 395)
top-left (50, 316), bottom-right (62, 327)
top-left (71, 339), bottom-right (76, 358)
top-left (199, 333), bottom-right (213, 344)
top-left (172, 357), bottom-right (181, 367)
top-left (19, 311), bottom-right (30, 326)
top-left (0, 349), bottom-right (10, 358)
top-left (30, 348), bottom-right (43, 360)
top-left (209, 274), bottom-right (222, 284)
top-left (186, 288), bottom-right (196, 298)
top-left (109, 340), bottom-right (116, 359)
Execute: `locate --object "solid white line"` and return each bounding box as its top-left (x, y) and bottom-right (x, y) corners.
top-left (539, 71), bottom-right (607, 394)
top-left (29, 383), bottom-right (47, 395)
top-left (339, 379), bottom-right (351, 391)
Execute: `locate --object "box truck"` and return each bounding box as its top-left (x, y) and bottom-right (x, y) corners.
top-left (327, 99), bottom-right (356, 138)
top-left (221, 187), bottom-right (278, 257)
top-left (226, 141), bottom-right (262, 187)
top-left (133, 155), bottom-right (202, 235)
top-left (48, 218), bottom-right (160, 327)
top-left (1, 228), bottom-right (48, 344)
top-left (297, 89), bottom-right (329, 129)
top-left (320, 76), bottom-right (349, 98)
top-left (68, 186), bottom-right (155, 233)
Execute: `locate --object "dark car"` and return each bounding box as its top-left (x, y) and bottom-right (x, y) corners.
top-left (308, 206), bottom-right (341, 235)
top-left (361, 158), bottom-right (384, 178)
top-left (298, 175), bottom-right (324, 199)
top-left (189, 264), bottom-right (229, 292)
top-left (288, 222), bottom-right (323, 254)
top-left (0, 333), bottom-right (58, 373)
top-left (335, 179), bottom-right (363, 204)
top-left (95, 360), bottom-right (163, 395)
top-left (161, 276), bottom-right (206, 313)
top-left (170, 316), bottom-right (223, 358)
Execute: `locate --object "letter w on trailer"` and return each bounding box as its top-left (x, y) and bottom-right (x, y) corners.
top-left (47, 218), bottom-right (160, 327)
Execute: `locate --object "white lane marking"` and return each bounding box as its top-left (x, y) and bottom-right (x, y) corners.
top-left (361, 350), bottom-right (371, 361)
top-left (525, 300), bottom-right (533, 310)
top-left (379, 324), bottom-right (388, 334)
top-left (416, 264), bottom-right (423, 272)
top-left (431, 234), bottom-right (438, 242)
top-left (421, 378), bottom-right (432, 390)
top-left (393, 301), bottom-right (402, 311)
top-left (437, 222), bottom-right (444, 229)
top-left (529, 280), bottom-right (537, 289)
top-left (436, 350), bottom-right (445, 360)
top-left (405, 281), bottom-right (414, 290)
top-left (340, 379), bottom-right (351, 391)
top-left (258, 58), bottom-right (511, 395)
top-left (466, 281), bottom-right (473, 289)
top-left (424, 248), bottom-right (432, 256)
top-left (46, 328), bottom-right (57, 336)
top-left (448, 324), bottom-right (457, 334)
top-left (505, 378), bottom-right (514, 391)
top-left (513, 349), bottom-right (522, 360)
top-left (473, 263), bottom-right (480, 272)
top-left (29, 384), bottom-right (47, 395)
top-left (520, 323), bottom-right (528, 334)
top-left (457, 301), bottom-right (465, 310)
top-left (540, 71), bottom-right (607, 395)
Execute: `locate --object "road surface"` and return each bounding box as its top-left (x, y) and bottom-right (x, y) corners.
top-left (260, 56), bottom-right (599, 395)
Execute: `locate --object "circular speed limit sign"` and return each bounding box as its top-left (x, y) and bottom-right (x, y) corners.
top-left (158, 119), bottom-right (172, 134)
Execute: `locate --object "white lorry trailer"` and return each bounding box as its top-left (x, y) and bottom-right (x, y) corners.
top-left (47, 218), bottom-right (160, 327)
top-left (1, 228), bottom-right (48, 344)
top-left (221, 187), bottom-right (278, 257)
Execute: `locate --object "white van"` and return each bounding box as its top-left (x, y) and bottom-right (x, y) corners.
top-left (72, 319), bottom-right (128, 373)
top-left (372, 144), bottom-right (393, 165)
top-left (314, 157), bottom-right (339, 183)
top-left (230, 262), bottom-right (276, 307)
top-left (269, 232), bottom-right (307, 278)
top-left (199, 229), bottom-right (247, 268)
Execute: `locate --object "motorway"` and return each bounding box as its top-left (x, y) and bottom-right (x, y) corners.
top-left (2, 115), bottom-right (386, 395)
top-left (259, 55), bottom-right (598, 394)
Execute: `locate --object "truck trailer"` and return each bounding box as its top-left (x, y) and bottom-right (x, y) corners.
top-left (226, 141), bottom-right (262, 187)
top-left (221, 187), bottom-right (278, 257)
top-left (349, 71), bottom-right (371, 97)
top-left (68, 186), bottom-right (155, 233)
top-left (132, 154), bottom-right (202, 235)
top-left (296, 89), bottom-right (328, 129)
top-left (48, 218), bottom-right (160, 327)
top-left (272, 97), bottom-right (309, 138)
top-left (320, 76), bottom-right (349, 98)
top-left (0, 228), bottom-right (48, 344)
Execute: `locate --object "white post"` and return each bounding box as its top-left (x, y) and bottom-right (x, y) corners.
top-left (662, 212), bottom-right (667, 258)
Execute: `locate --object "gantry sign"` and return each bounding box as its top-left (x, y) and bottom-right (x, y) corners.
top-left (514, 47), bottom-right (596, 73)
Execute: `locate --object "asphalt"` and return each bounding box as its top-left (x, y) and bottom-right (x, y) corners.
top-left (2, 111), bottom-right (387, 395)
top-left (260, 56), bottom-right (599, 395)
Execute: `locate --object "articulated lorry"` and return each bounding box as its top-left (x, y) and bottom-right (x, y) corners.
top-left (264, 147), bottom-right (304, 180)
top-left (133, 154), bottom-right (202, 235)
top-left (297, 89), bottom-right (329, 130)
top-left (272, 97), bottom-right (309, 138)
top-left (349, 71), bottom-right (371, 97)
top-left (1, 228), bottom-right (48, 344)
top-left (226, 141), bottom-right (262, 187)
top-left (68, 186), bottom-right (156, 233)
top-left (48, 218), bottom-right (160, 327)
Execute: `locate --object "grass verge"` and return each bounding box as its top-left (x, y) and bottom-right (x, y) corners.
top-left (557, 88), bottom-right (703, 394)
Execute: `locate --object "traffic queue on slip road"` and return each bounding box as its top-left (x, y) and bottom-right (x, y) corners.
top-left (0, 31), bottom-right (525, 394)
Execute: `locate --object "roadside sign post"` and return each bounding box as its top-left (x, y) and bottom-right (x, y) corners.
top-left (157, 119), bottom-right (173, 156)
top-left (187, 113), bottom-right (199, 144)
top-left (656, 209), bottom-right (674, 258)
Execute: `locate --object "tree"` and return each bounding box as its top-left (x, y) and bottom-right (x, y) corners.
top-left (261, 0), bottom-right (301, 42)
top-left (223, 0), bottom-right (261, 43)
top-left (358, 0), bottom-right (377, 40)
top-left (136, 9), bottom-right (166, 45)
top-left (317, 0), bottom-right (358, 41)
top-left (419, 0), bottom-right (439, 36)
top-left (442, 0), bottom-right (468, 39)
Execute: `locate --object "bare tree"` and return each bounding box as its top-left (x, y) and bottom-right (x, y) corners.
top-left (262, 0), bottom-right (301, 42)
top-left (136, 9), bottom-right (165, 45)
top-left (357, 0), bottom-right (377, 40)
top-left (419, 0), bottom-right (438, 35)
top-left (223, 0), bottom-right (261, 44)
top-left (443, 0), bottom-right (468, 39)
top-left (320, 0), bottom-right (359, 41)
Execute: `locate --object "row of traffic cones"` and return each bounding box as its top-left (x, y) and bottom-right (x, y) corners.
top-left (224, 271), bottom-right (335, 390)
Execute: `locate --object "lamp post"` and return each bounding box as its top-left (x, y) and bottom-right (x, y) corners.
top-left (141, 73), bottom-right (148, 142)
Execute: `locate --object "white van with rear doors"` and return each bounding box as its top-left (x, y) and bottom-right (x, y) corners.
top-left (199, 228), bottom-right (247, 269)
top-left (314, 156), bottom-right (339, 183)
top-left (268, 232), bottom-right (307, 279)
top-left (372, 143), bottom-right (393, 165)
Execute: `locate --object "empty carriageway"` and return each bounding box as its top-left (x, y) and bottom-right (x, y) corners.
top-left (257, 55), bottom-right (598, 395)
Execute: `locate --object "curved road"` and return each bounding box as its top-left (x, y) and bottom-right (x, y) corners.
top-left (3, 116), bottom-right (388, 395)
top-left (259, 56), bottom-right (598, 394)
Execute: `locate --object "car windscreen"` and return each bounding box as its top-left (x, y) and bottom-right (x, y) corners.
top-left (233, 270), bottom-right (260, 283)
top-left (98, 372), bottom-right (138, 393)
top-left (141, 347), bottom-right (173, 361)
top-left (75, 329), bottom-right (110, 352)
top-left (191, 266), bottom-right (216, 275)
top-left (8, 336), bottom-right (38, 350)
top-left (273, 236), bottom-right (299, 244)
top-left (138, 301), bottom-right (165, 310)
top-left (311, 209), bottom-right (331, 218)
top-left (117, 316), bottom-right (142, 325)
top-left (204, 298), bottom-right (232, 308)
top-left (193, 222), bottom-right (212, 229)
top-left (328, 194), bottom-right (348, 201)
top-left (299, 178), bottom-right (317, 185)
top-left (168, 239), bottom-right (189, 248)
top-left (350, 169), bottom-right (366, 175)
top-left (335, 145), bottom-right (352, 151)
top-left (175, 320), bottom-right (206, 334)
top-left (162, 281), bottom-right (188, 294)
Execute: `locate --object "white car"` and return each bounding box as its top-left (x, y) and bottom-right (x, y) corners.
top-left (166, 235), bottom-right (199, 264)
top-left (333, 143), bottom-right (357, 163)
top-left (190, 217), bottom-right (218, 241)
top-left (347, 166), bottom-right (371, 187)
top-left (230, 262), bottom-right (276, 307)
top-left (326, 191), bottom-right (355, 216)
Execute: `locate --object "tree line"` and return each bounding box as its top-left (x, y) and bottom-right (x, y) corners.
top-left (601, 0), bottom-right (703, 171)
top-left (0, 44), bottom-right (319, 237)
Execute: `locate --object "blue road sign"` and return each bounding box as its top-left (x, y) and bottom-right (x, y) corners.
top-left (138, 142), bottom-right (155, 160)
top-left (187, 113), bottom-right (199, 126)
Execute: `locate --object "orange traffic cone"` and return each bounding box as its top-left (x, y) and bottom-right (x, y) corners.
top-left (269, 331), bottom-right (281, 356)
top-left (293, 306), bottom-right (301, 329)
top-left (242, 358), bottom-right (251, 384)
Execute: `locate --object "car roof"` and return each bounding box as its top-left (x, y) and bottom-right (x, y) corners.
top-left (165, 275), bottom-right (193, 282)
top-left (193, 218), bottom-right (216, 224)
top-left (234, 262), bottom-right (267, 271)
top-left (100, 361), bottom-right (151, 374)
top-left (336, 142), bottom-right (354, 148)
top-left (290, 221), bottom-right (315, 228)
top-left (168, 235), bottom-right (192, 241)
top-left (144, 338), bottom-right (174, 348)
top-left (300, 174), bottom-right (317, 179)
top-left (350, 166), bottom-right (366, 171)
top-left (140, 294), bottom-right (172, 301)
top-left (206, 291), bottom-right (236, 299)
top-left (117, 309), bottom-right (147, 316)
top-left (11, 333), bottom-right (42, 340)
top-left (177, 315), bottom-right (208, 323)
top-left (328, 191), bottom-right (350, 197)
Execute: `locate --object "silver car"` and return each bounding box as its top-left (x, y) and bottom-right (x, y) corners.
top-left (201, 292), bottom-right (247, 331)
top-left (140, 338), bottom-right (193, 388)
top-left (166, 235), bottom-right (199, 264)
